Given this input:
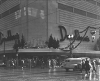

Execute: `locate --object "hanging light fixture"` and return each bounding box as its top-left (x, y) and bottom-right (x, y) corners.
top-left (90, 30), bottom-right (96, 42)
top-left (90, 30), bottom-right (96, 35)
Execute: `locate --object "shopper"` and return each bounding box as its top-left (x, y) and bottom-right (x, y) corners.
top-left (84, 58), bottom-right (92, 78)
top-left (81, 59), bottom-right (85, 72)
top-left (91, 60), bottom-right (96, 73)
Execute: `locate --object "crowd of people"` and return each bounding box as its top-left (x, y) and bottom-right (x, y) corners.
top-left (4, 56), bottom-right (61, 69)
top-left (81, 58), bottom-right (98, 80)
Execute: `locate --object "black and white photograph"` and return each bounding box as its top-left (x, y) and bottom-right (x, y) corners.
top-left (0, 0), bottom-right (100, 81)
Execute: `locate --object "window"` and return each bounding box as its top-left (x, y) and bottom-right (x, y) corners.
top-left (24, 7), bottom-right (39, 17)
top-left (74, 8), bottom-right (86, 16)
top-left (86, 0), bottom-right (96, 5)
top-left (2, 10), bottom-right (9, 17)
top-left (65, 60), bottom-right (70, 62)
top-left (27, 7), bottom-right (38, 17)
top-left (31, 8), bottom-right (38, 17)
top-left (10, 4), bottom-right (20, 14)
top-left (24, 7), bottom-right (26, 16)
top-left (28, 7), bottom-right (31, 16)
top-left (40, 10), bottom-right (45, 19)
top-left (15, 10), bottom-right (21, 19)
top-left (58, 3), bottom-right (73, 12)
top-left (87, 12), bottom-right (97, 19)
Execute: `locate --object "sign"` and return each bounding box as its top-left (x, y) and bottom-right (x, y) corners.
top-left (58, 25), bottom-right (67, 41)
top-left (58, 25), bottom-right (90, 42)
